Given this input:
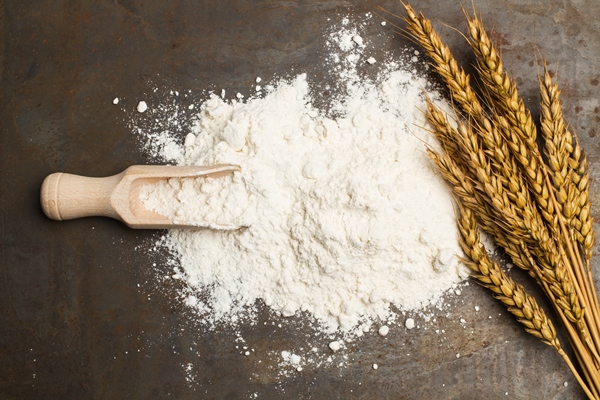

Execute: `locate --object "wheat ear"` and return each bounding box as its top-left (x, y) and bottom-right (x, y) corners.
top-left (538, 65), bottom-right (594, 263)
top-left (456, 204), bottom-right (596, 398)
top-left (425, 99), bottom-right (583, 327)
top-left (402, 4), bottom-right (483, 118)
top-left (424, 93), bottom-right (583, 326)
top-left (568, 125), bottom-right (594, 263)
top-left (538, 63), bottom-right (600, 359)
top-left (466, 14), bottom-right (600, 356)
top-left (539, 65), bottom-right (575, 215)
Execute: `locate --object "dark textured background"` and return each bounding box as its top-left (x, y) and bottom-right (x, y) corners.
top-left (1, 1), bottom-right (599, 399)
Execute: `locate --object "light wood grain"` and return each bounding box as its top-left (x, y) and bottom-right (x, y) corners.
top-left (40, 164), bottom-right (241, 229)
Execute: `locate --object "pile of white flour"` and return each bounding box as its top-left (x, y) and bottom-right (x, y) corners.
top-left (135, 15), bottom-right (467, 336)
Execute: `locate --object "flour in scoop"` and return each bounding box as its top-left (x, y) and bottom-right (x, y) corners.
top-left (136, 15), bottom-right (467, 337)
top-left (139, 174), bottom-right (252, 228)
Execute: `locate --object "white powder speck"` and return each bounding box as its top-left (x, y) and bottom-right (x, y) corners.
top-left (137, 101), bottom-right (148, 113)
top-left (378, 326), bottom-right (389, 336)
top-left (329, 341), bottom-right (341, 352)
top-left (405, 318), bottom-right (415, 330)
top-left (381, 21), bottom-right (386, 26)
top-left (352, 35), bottom-right (364, 46)
top-left (280, 351), bottom-right (304, 374)
top-left (256, 77), bottom-right (262, 83)
top-left (367, 57), bottom-right (376, 64)
top-left (475, 306), bottom-right (480, 312)
top-left (372, 363), bottom-right (378, 370)
top-left (113, 97), bottom-right (119, 104)
top-left (183, 363), bottom-right (196, 385)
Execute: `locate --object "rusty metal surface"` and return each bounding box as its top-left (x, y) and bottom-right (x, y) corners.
top-left (1, 1), bottom-right (599, 399)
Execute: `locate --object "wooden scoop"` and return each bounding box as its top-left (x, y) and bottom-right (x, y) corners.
top-left (40, 164), bottom-right (242, 229)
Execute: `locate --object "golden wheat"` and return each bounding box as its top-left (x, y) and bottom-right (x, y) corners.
top-left (396, 3), bottom-right (600, 397)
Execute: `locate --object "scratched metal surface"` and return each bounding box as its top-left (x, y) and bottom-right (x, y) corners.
top-left (1, 1), bottom-right (599, 399)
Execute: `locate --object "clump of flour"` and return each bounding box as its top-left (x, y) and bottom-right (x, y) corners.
top-left (136, 15), bottom-right (466, 336)
top-left (139, 174), bottom-right (253, 228)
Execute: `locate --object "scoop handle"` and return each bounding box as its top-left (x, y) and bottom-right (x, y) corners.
top-left (41, 172), bottom-right (123, 221)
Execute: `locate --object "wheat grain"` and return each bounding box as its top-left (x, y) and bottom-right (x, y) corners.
top-left (457, 204), bottom-right (559, 346)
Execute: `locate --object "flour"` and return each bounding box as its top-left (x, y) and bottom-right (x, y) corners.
top-left (136, 15), bottom-right (467, 339)
top-left (139, 174), bottom-right (252, 228)
top-left (378, 325), bottom-right (389, 337)
top-left (328, 341), bottom-right (342, 352)
top-left (281, 351), bottom-right (303, 372)
top-left (137, 101), bottom-right (148, 113)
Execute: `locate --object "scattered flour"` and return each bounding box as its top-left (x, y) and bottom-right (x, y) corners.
top-left (183, 363), bottom-right (195, 384)
top-left (329, 341), bottom-right (342, 352)
top-left (137, 101), bottom-right (148, 113)
top-left (281, 351), bottom-right (303, 372)
top-left (135, 14), bottom-right (467, 342)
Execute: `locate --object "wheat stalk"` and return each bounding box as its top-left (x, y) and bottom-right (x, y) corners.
top-left (539, 67), bottom-right (596, 264)
top-left (396, 2), bottom-right (600, 397)
top-left (457, 204), bottom-right (558, 347)
top-left (539, 65), bottom-right (574, 217)
top-left (423, 92), bottom-right (585, 327)
top-left (538, 63), bottom-right (600, 360)
top-left (465, 10), bottom-right (600, 360)
top-left (456, 203), bottom-right (595, 399)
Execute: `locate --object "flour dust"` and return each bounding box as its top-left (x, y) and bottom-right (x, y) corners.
top-left (128, 12), bottom-right (470, 379)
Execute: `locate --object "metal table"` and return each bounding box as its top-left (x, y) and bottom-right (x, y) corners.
top-left (2, 1), bottom-right (599, 398)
